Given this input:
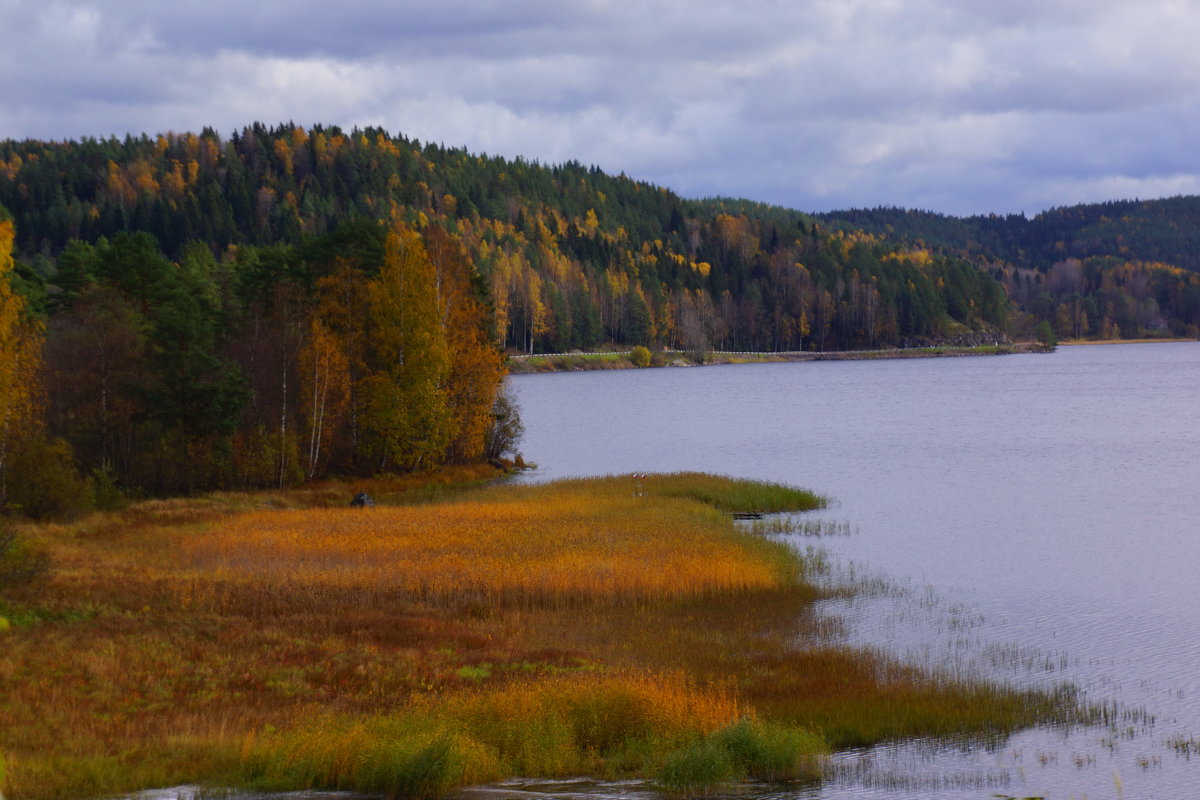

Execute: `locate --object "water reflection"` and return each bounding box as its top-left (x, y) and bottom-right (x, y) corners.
top-left (509, 343), bottom-right (1200, 798)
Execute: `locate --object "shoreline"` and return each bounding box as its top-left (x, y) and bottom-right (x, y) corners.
top-left (1059, 336), bottom-right (1198, 346)
top-left (508, 342), bottom-right (1053, 373)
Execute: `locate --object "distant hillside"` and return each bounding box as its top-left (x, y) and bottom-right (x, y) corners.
top-left (4, 125), bottom-right (1199, 356)
top-left (0, 124), bottom-right (1008, 359)
top-left (817, 197), bottom-right (1200, 271)
top-left (817, 199), bottom-right (1200, 339)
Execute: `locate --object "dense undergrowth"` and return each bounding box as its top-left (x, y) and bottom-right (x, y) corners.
top-left (0, 469), bottom-right (1078, 800)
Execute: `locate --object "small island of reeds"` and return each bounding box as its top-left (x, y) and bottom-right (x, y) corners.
top-left (0, 470), bottom-right (1079, 800)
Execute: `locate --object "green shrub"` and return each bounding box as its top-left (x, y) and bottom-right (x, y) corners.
top-left (629, 345), bottom-right (652, 368)
top-left (241, 716), bottom-right (503, 798)
top-left (0, 527), bottom-right (50, 590)
top-left (358, 732), bottom-right (490, 798)
top-left (711, 719), bottom-right (825, 782)
top-left (655, 719), bottom-right (826, 796)
top-left (5, 435), bottom-right (94, 520)
top-left (1035, 320), bottom-right (1058, 347)
top-left (90, 466), bottom-right (128, 511)
top-left (656, 739), bottom-right (739, 797)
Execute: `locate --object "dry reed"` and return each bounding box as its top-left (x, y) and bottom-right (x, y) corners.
top-left (0, 470), bottom-right (1070, 800)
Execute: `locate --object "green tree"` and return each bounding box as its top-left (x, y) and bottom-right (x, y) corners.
top-left (0, 522), bottom-right (50, 590)
top-left (1035, 319), bottom-right (1058, 347)
top-left (44, 286), bottom-right (147, 479)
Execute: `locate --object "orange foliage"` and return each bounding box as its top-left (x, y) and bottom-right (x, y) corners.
top-left (424, 225), bottom-right (505, 461)
top-left (181, 489), bottom-right (782, 609)
top-left (0, 217), bottom-right (44, 502)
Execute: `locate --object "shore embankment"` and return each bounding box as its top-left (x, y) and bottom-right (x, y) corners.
top-left (508, 342), bottom-right (1053, 373)
top-left (1058, 337), bottom-right (1198, 346)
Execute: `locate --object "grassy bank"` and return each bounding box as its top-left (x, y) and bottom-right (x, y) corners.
top-left (1, 471), bottom-right (1078, 800)
top-left (508, 343), bottom-right (1049, 373)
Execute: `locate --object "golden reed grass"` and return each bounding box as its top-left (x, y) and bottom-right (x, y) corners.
top-left (0, 471), bottom-right (1070, 800)
top-left (241, 671), bottom-right (750, 793)
top-left (179, 490), bottom-right (791, 611)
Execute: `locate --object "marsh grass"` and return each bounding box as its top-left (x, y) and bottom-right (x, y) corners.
top-left (179, 476), bottom-right (805, 611)
top-left (0, 469), bottom-right (1076, 800)
top-left (646, 472), bottom-right (826, 514)
top-left (655, 719), bottom-right (826, 797)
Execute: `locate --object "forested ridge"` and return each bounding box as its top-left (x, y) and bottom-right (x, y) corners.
top-left (2, 123), bottom-right (1006, 356)
top-left (0, 122), bottom-right (1195, 511)
top-left (818, 200), bottom-right (1200, 341)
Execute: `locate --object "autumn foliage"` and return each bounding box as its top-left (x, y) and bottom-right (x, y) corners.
top-left (180, 482), bottom-right (794, 611)
top-left (0, 473), bottom-right (1075, 800)
top-left (0, 213), bottom-right (42, 505)
top-left (4, 210), bottom-right (508, 502)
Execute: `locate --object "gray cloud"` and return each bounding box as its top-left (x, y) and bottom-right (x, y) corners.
top-left (3, 0), bottom-right (1200, 215)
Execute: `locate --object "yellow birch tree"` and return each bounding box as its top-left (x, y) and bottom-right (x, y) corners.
top-left (425, 225), bottom-right (505, 462)
top-left (0, 213), bottom-right (44, 506)
top-left (359, 224), bottom-right (451, 471)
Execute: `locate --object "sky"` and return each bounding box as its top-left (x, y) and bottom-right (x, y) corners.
top-left (4, 0), bottom-right (1200, 217)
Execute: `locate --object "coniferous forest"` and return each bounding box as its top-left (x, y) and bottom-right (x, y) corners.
top-left (2, 123), bottom-right (1199, 510)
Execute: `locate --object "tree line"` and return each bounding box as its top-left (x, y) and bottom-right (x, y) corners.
top-left (0, 206), bottom-right (506, 515)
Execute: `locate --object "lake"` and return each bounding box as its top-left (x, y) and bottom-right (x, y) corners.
top-left (510, 342), bottom-right (1200, 799)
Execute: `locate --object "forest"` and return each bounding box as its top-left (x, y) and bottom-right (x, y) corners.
top-left (818, 200), bottom-right (1200, 341)
top-left (1, 123), bottom-right (1198, 511)
top-left (1, 123), bottom-right (1010, 358)
top-left (0, 204), bottom-right (505, 514)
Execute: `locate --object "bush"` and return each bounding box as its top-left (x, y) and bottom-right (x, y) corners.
top-left (5, 435), bottom-right (94, 520)
top-left (90, 466), bottom-right (128, 511)
top-left (484, 385), bottom-right (524, 461)
top-left (629, 345), bottom-right (652, 368)
top-left (0, 527), bottom-right (50, 590)
top-left (656, 739), bottom-right (739, 797)
top-left (711, 718), bottom-right (825, 782)
top-left (656, 719), bottom-right (826, 796)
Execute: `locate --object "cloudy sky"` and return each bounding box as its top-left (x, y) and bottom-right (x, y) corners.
top-left (4, 0), bottom-right (1200, 216)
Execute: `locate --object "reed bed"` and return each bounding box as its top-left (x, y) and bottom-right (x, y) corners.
top-left (180, 489), bottom-right (799, 611)
top-left (0, 471), bottom-right (1076, 800)
top-left (643, 472), bottom-right (825, 514)
top-left (240, 671), bottom-right (777, 796)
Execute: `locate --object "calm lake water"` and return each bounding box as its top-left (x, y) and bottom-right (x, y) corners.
top-left (509, 342), bottom-right (1200, 800)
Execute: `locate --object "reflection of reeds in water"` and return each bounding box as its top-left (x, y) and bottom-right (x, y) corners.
top-left (1168, 735), bottom-right (1200, 757)
top-left (745, 516), bottom-right (855, 537)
